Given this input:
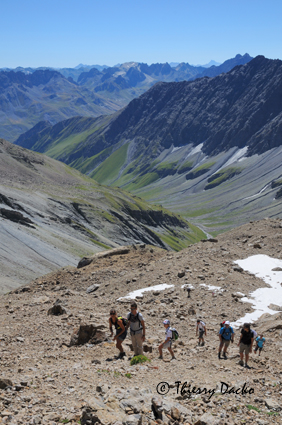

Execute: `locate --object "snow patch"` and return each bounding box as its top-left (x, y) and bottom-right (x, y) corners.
top-left (118, 283), bottom-right (174, 300)
top-left (199, 284), bottom-right (224, 292)
top-left (185, 143), bottom-right (203, 158)
top-left (233, 255), bottom-right (282, 327)
top-left (224, 147), bottom-right (248, 168)
top-left (171, 146), bottom-right (183, 153)
top-left (211, 147), bottom-right (248, 176)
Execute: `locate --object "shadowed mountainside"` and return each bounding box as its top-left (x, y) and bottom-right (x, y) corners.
top-left (0, 54), bottom-right (252, 142)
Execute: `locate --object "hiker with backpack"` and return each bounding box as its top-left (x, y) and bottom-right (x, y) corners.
top-left (126, 302), bottom-right (145, 356)
top-left (218, 321), bottom-right (234, 359)
top-left (196, 319), bottom-right (206, 346)
top-left (254, 334), bottom-right (265, 356)
top-left (109, 308), bottom-right (127, 359)
top-left (158, 319), bottom-right (176, 361)
top-left (238, 323), bottom-right (255, 368)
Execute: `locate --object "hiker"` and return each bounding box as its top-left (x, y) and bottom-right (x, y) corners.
top-left (109, 308), bottom-right (127, 359)
top-left (218, 320), bottom-right (234, 359)
top-left (254, 334), bottom-right (265, 356)
top-left (196, 319), bottom-right (206, 346)
top-left (238, 323), bottom-right (255, 368)
top-left (126, 302), bottom-right (145, 356)
top-left (183, 284), bottom-right (192, 298)
top-left (158, 319), bottom-right (176, 361)
top-left (187, 287), bottom-right (191, 298)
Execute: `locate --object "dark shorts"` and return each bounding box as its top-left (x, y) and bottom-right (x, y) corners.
top-left (199, 330), bottom-right (205, 338)
top-left (117, 330), bottom-right (127, 341)
top-left (254, 345), bottom-right (262, 352)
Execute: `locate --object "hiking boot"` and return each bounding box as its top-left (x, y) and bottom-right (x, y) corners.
top-left (117, 352), bottom-right (125, 360)
top-left (218, 352), bottom-right (221, 359)
top-left (239, 360), bottom-right (244, 366)
top-left (202, 341), bottom-right (205, 346)
top-left (158, 355), bottom-right (163, 359)
top-left (245, 364), bottom-right (251, 369)
top-left (223, 352), bottom-right (227, 360)
top-left (171, 356), bottom-right (176, 361)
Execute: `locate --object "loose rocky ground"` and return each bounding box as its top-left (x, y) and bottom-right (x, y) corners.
top-left (0, 218), bottom-right (282, 424)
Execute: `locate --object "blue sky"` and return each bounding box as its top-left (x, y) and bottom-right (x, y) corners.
top-left (1, 0), bottom-right (282, 68)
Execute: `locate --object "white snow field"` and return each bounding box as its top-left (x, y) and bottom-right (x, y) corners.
top-left (233, 254), bottom-right (282, 327)
top-left (118, 283), bottom-right (174, 300)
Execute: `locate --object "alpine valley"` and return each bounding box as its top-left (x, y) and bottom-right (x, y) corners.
top-left (15, 56), bottom-right (282, 236)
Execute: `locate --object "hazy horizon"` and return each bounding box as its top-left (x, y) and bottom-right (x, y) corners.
top-left (1, 0), bottom-right (282, 69)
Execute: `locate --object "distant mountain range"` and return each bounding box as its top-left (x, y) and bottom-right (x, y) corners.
top-left (0, 69), bottom-right (122, 142)
top-left (0, 54), bottom-right (252, 141)
top-left (15, 55), bottom-right (282, 234)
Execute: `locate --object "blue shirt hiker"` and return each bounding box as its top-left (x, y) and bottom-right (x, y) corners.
top-left (219, 325), bottom-right (234, 341)
top-left (254, 335), bottom-right (265, 355)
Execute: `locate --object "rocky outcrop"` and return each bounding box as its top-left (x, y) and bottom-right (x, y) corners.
top-left (0, 208), bottom-right (35, 228)
top-left (69, 324), bottom-right (106, 346)
top-left (78, 246), bottom-right (131, 268)
top-left (275, 187), bottom-right (282, 199)
top-left (47, 300), bottom-right (67, 315)
top-left (0, 378), bottom-right (13, 389)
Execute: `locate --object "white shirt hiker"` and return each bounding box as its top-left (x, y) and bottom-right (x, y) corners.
top-left (165, 326), bottom-right (173, 341)
top-left (197, 321), bottom-right (205, 331)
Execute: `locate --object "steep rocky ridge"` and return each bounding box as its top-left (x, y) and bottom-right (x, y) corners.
top-left (16, 56), bottom-right (282, 165)
top-left (0, 219), bottom-right (281, 423)
top-left (1, 54), bottom-right (252, 142)
top-left (0, 139), bottom-right (205, 293)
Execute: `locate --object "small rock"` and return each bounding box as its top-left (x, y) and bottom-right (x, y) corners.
top-left (194, 412), bottom-right (216, 425)
top-left (233, 266), bottom-right (243, 272)
top-left (171, 406), bottom-right (181, 421)
top-left (0, 378), bottom-right (13, 389)
top-left (91, 359), bottom-right (101, 364)
top-left (265, 398), bottom-right (281, 410)
top-left (47, 300), bottom-right (67, 316)
top-left (143, 344), bottom-right (153, 353)
top-left (268, 304), bottom-right (282, 311)
top-left (188, 306), bottom-right (196, 315)
top-left (178, 271), bottom-right (185, 278)
top-left (86, 284), bottom-right (100, 294)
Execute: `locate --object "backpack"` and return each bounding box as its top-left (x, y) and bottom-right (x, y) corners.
top-left (128, 312), bottom-right (142, 329)
top-left (170, 327), bottom-right (179, 341)
top-left (219, 321), bottom-right (226, 335)
top-left (111, 316), bottom-right (128, 330)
